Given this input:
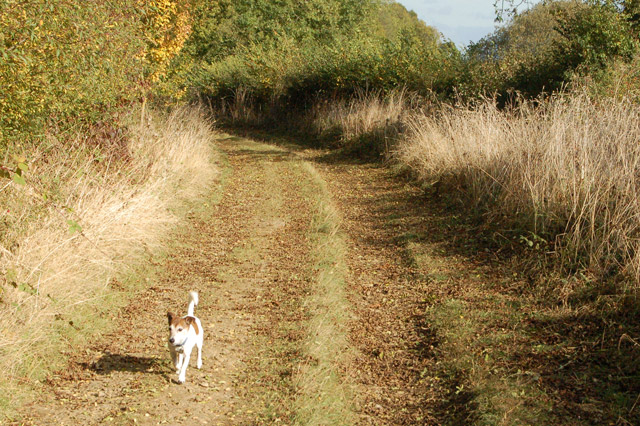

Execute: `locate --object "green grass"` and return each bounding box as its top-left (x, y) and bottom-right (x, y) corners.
top-left (292, 161), bottom-right (355, 426)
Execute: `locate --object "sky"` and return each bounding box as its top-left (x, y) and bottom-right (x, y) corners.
top-left (395, 0), bottom-right (526, 47)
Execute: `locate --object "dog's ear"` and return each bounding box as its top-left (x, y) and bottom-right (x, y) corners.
top-left (185, 316), bottom-right (194, 325)
top-left (167, 311), bottom-right (174, 326)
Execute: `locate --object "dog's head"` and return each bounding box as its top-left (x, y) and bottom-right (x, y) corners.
top-left (167, 312), bottom-right (196, 347)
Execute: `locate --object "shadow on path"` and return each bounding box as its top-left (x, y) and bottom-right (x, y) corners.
top-left (81, 352), bottom-right (168, 376)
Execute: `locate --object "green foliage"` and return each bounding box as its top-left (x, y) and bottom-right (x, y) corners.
top-left (0, 0), bottom-right (152, 150)
top-left (463, 1), bottom-right (573, 97)
top-left (585, 52), bottom-right (640, 101)
top-left (283, 34), bottom-right (459, 102)
top-left (374, 2), bottom-right (440, 45)
top-left (462, 0), bottom-right (639, 100)
top-left (182, 0), bottom-right (237, 63)
top-left (160, 1), bottom-right (461, 106)
top-left (0, 0), bottom-right (196, 151)
top-left (0, 155), bottom-right (28, 186)
top-left (66, 219), bottom-right (83, 235)
top-left (231, 0), bottom-right (374, 45)
top-left (554, 0), bottom-right (637, 72)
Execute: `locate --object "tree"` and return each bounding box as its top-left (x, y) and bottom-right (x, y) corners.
top-left (554, 0), bottom-right (636, 72)
top-left (494, 0), bottom-right (537, 22)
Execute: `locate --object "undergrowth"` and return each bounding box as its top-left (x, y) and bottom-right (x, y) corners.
top-left (397, 91), bottom-right (640, 295)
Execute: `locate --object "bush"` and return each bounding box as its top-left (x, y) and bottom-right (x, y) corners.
top-left (169, 0), bottom-right (461, 109)
top-left (554, 0), bottom-right (637, 74)
top-left (0, 0), bottom-right (192, 152)
top-left (462, 0), bottom-right (638, 100)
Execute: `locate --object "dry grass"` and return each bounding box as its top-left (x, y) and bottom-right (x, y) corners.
top-left (0, 106), bottom-right (217, 407)
top-left (309, 90), bottom-right (408, 139)
top-left (304, 89), bottom-right (412, 154)
top-left (216, 87), bottom-right (263, 126)
top-left (396, 92), bottom-right (640, 290)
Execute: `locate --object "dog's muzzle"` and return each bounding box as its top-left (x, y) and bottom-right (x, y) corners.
top-left (169, 338), bottom-right (186, 351)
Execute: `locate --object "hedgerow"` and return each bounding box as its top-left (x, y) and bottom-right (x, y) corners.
top-left (0, 0), bottom-right (191, 153)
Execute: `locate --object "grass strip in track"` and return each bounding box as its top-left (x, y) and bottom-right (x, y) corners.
top-left (293, 161), bottom-right (355, 426)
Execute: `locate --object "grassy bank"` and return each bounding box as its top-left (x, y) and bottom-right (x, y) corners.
top-left (0, 106), bottom-right (218, 414)
top-left (397, 92), bottom-right (640, 292)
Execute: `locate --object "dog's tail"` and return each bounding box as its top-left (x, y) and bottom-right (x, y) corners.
top-left (187, 291), bottom-right (199, 317)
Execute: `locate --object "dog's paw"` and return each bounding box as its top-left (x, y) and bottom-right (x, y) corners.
top-left (197, 361), bottom-right (202, 369)
top-left (177, 375), bottom-right (186, 384)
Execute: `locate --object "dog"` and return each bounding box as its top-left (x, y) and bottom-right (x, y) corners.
top-left (167, 291), bottom-right (203, 383)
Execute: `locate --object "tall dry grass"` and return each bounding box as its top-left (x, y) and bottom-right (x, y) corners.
top-left (396, 92), bottom-right (640, 287)
top-left (0, 107), bottom-right (217, 401)
top-left (217, 88), bottom-right (413, 155)
top-left (304, 89), bottom-right (413, 153)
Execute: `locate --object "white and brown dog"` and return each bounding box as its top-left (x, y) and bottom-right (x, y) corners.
top-left (167, 291), bottom-right (203, 383)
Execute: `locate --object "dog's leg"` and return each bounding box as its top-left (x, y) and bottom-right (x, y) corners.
top-left (178, 348), bottom-right (191, 383)
top-left (196, 338), bottom-right (203, 369)
top-left (176, 352), bottom-right (184, 374)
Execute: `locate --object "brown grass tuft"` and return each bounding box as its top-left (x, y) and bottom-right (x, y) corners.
top-left (305, 89), bottom-right (413, 155)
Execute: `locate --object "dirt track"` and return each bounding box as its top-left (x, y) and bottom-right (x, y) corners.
top-left (16, 135), bottom-right (442, 425)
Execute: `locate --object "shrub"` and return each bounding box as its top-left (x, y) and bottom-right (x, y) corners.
top-left (462, 0), bottom-right (638, 100)
top-left (554, 0), bottom-right (637, 74)
top-left (170, 0), bottom-right (461, 108)
top-left (0, 0), bottom-right (192, 152)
